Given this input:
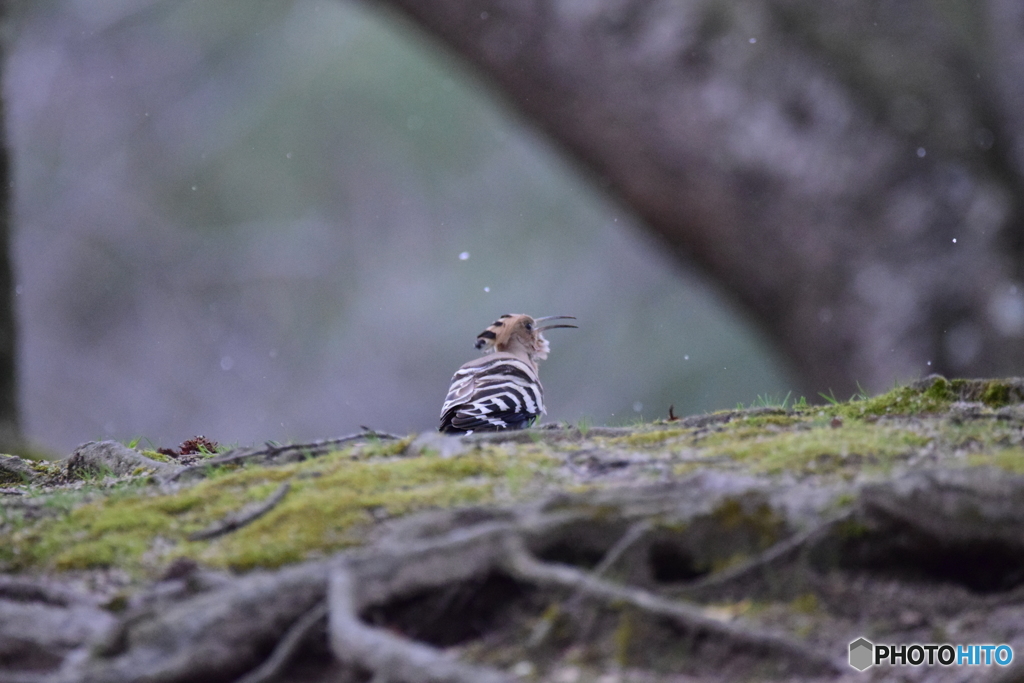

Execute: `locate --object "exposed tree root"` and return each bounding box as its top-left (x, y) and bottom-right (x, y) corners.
top-left (31, 497), bottom-right (842, 682)
top-left (329, 566), bottom-right (514, 683)
top-left (9, 466), bottom-right (1024, 682)
top-left (71, 562), bottom-right (329, 683)
top-left (499, 535), bottom-right (843, 676)
top-left (673, 511), bottom-right (854, 599)
top-left (528, 520), bottom-right (653, 647)
top-left (0, 575), bottom-right (103, 608)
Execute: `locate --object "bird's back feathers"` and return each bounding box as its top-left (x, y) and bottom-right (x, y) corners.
top-left (439, 353), bottom-right (545, 434)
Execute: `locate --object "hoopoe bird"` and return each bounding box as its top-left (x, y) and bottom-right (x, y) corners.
top-left (439, 314), bottom-right (577, 434)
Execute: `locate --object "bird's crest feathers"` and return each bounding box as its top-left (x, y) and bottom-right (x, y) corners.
top-left (474, 314), bottom-right (576, 364)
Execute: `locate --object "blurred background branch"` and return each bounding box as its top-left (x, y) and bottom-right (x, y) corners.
top-left (377, 0), bottom-right (1024, 396)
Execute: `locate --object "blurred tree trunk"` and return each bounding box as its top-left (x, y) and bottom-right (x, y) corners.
top-left (0, 1), bottom-right (19, 449)
top-left (372, 0), bottom-right (1024, 396)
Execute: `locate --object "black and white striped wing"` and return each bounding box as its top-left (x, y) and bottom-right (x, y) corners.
top-left (439, 356), bottom-right (545, 434)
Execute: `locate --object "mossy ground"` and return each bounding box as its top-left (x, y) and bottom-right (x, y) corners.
top-left (3, 377), bottom-right (1024, 583)
top-left (0, 439), bottom-right (561, 578)
top-left (602, 377), bottom-right (1024, 479)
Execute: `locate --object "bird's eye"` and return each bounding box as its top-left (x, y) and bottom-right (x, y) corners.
top-left (524, 322), bottom-right (533, 331)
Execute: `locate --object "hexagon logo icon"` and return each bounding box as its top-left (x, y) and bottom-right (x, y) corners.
top-left (849, 637), bottom-right (874, 671)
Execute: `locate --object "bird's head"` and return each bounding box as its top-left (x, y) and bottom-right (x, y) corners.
top-left (474, 314), bottom-right (577, 362)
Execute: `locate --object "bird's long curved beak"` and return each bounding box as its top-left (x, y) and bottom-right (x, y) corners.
top-left (535, 315), bottom-right (577, 332)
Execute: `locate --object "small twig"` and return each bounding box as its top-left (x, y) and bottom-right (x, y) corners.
top-left (235, 601), bottom-right (329, 683)
top-left (188, 482), bottom-right (291, 541)
top-left (213, 431), bottom-right (401, 466)
top-left (501, 535), bottom-right (842, 675)
top-left (328, 563), bottom-right (514, 683)
top-left (166, 430), bottom-right (402, 483)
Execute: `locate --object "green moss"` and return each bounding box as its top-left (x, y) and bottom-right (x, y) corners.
top-left (836, 518), bottom-right (871, 539)
top-left (830, 492), bottom-right (857, 509)
top-left (1, 444), bottom-right (559, 576)
top-left (965, 448), bottom-right (1024, 474)
top-left (979, 381), bottom-right (1013, 408)
top-left (52, 538), bottom-right (121, 570)
top-left (924, 376), bottom-right (957, 401)
top-left (707, 551), bottom-right (761, 574)
top-left (0, 456), bottom-right (62, 485)
top-left (152, 491), bottom-right (206, 515)
top-left (825, 377), bottom-right (1024, 419)
top-left (805, 376), bottom-right (963, 420)
top-left (0, 471), bottom-right (25, 486)
top-left (737, 414), bottom-right (803, 429)
top-left (104, 594), bottom-right (130, 613)
top-left (207, 478), bottom-right (493, 571)
top-left (704, 422), bottom-right (788, 443)
top-left (670, 462), bottom-right (701, 477)
top-left (613, 429), bottom-right (690, 447)
top-left (357, 436), bottom-right (415, 458)
top-left (141, 450), bottom-right (174, 464)
top-left (710, 499), bottom-right (785, 550)
top-left (791, 593), bottom-right (819, 614)
top-left (613, 609), bottom-right (634, 667)
top-left (29, 461), bottom-right (62, 476)
top-left (10, 379), bottom-right (1024, 581)
top-left (839, 384), bottom-right (953, 418)
top-left (704, 423), bottom-right (929, 475)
